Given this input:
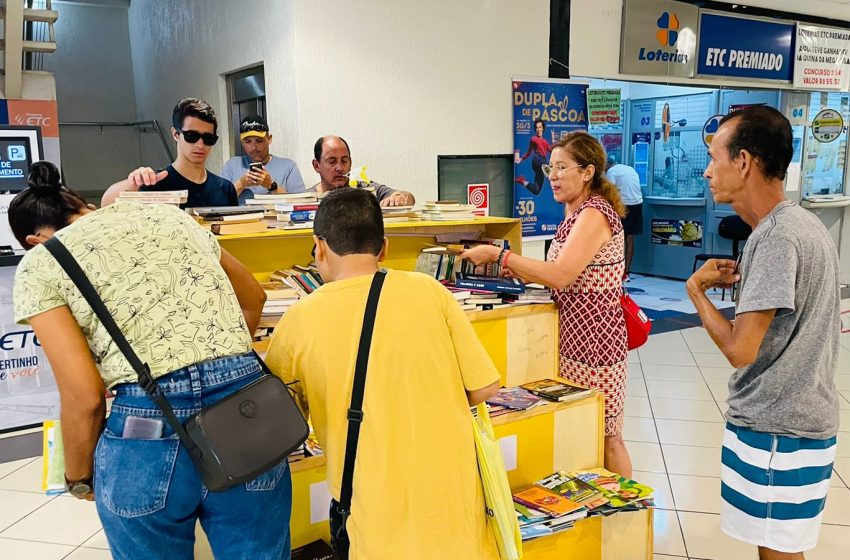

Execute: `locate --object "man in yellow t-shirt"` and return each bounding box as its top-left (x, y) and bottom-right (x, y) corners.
top-left (266, 188), bottom-right (500, 559)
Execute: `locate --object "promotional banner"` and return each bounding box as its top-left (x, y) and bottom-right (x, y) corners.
top-left (0, 99), bottom-right (60, 169)
top-left (620, 0), bottom-right (698, 78)
top-left (697, 12), bottom-right (795, 82)
top-left (587, 89), bottom-right (622, 126)
top-left (794, 25), bottom-right (850, 91)
top-left (512, 79), bottom-right (588, 237)
top-left (651, 219), bottom-right (703, 248)
top-left (0, 264), bottom-right (59, 431)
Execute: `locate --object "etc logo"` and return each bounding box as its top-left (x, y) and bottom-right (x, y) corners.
top-left (656, 12), bottom-right (679, 47)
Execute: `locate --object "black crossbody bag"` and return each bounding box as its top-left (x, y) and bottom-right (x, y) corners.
top-left (329, 270), bottom-right (386, 559)
top-left (45, 237), bottom-right (309, 492)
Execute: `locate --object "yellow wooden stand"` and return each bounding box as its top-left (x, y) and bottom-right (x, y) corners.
top-left (217, 217), bottom-right (653, 559)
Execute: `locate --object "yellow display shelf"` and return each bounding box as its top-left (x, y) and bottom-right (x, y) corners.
top-left (222, 217), bottom-right (652, 558)
top-left (254, 301), bottom-right (556, 388)
top-left (283, 394), bottom-right (652, 559)
top-left (218, 217), bottom-right (522, 280)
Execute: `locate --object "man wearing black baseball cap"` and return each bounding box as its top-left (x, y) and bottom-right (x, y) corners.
top-left (221, 114), bottom-right (306, 204)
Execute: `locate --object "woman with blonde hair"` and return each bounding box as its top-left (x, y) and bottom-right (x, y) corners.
top-left (462, 132), bottom-right (632, 476)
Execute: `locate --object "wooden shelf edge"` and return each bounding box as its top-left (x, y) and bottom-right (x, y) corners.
top-left (464, 302), bottom-right (556, 322)
top-left (215, 216), bottom-right (520, 241)
top-left (491, 391), bottom-right (602, 426)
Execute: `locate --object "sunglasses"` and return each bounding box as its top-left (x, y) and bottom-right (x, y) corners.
top-left (241, 121), bottom-right (269, 133)
top-left (177, 128), bottom-right (219, 146)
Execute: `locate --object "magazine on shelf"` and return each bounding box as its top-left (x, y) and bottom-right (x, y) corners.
top-left (519, 379), bottom-right (592, 402)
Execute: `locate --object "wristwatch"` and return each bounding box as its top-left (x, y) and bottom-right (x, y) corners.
top-left (65, 475), bottom-right (94, 497)
top-left (267, 181), bottom-right (278, 192)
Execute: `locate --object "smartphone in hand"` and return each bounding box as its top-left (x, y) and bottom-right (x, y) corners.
top-left (249, 162), bottom-right (264, 173)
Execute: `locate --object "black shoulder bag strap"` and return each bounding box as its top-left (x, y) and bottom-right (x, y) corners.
top-left (337, 269), bottom-right (387, 521)
top-left (43, 237), bottom-right (204, 461)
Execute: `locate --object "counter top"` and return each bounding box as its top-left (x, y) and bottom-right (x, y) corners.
top-left (644, 196), bottom-right (706, 207)
top-left (216, 216), bottom-right (520, 241)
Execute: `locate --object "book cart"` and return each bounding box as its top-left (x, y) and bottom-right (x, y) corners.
top-left (217, 217), bottom-right (653, 559)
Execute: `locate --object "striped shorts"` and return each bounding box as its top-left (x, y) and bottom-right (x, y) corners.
top-left (720, 423), bottom-right (837, 553)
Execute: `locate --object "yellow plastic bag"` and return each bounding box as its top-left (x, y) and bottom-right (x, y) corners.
top-left (42, 420), bottom-right (66, 495)
top-left (472, 403), bottom-right (522, 560)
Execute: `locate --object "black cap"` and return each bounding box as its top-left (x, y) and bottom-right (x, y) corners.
top-left (240, 115), bottom-right (269, 138)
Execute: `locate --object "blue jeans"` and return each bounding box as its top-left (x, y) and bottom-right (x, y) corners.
top-left (95, 353), bottom-right (292, 560)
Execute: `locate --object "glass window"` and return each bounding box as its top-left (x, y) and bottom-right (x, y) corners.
top-left (649, 94), bottom-right (712, 198)
top-left (801, 92), bottom-right (849, 197)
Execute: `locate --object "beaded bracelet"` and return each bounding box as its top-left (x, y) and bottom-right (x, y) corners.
top-left (497, 247), bottom-right (507, 267)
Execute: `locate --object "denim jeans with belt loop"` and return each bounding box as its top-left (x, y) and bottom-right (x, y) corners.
top-left (94, 352), bottom-right (292, 560)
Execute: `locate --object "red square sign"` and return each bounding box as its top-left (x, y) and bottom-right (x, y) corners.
top-left (467, 183), bottom-right (489, 216)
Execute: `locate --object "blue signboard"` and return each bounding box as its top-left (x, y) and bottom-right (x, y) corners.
top-left (512, 80), bottom-right (588, 237)
top-left (696, 13), bottom-right (795, 82)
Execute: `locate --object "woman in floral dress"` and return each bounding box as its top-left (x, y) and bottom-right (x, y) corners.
top-left (462, 132), bottom-right (631, 477)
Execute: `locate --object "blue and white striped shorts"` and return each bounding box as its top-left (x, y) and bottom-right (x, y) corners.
top-left (720, 422), bottom-right (837, 553)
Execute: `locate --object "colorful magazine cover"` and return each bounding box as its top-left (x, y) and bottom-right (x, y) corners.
top-left (486, 387), bottom-right (542, 410)
top-left (569, 468), bottom-right (654, 508)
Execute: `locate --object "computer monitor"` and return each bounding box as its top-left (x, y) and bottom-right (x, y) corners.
top-left (0, 126), bottom-right (44, 192)
top-left (437, 154), bottom-right (514, 217)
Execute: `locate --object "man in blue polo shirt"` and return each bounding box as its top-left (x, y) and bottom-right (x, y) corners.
top-left (221, 115), bottom-right (306, 205)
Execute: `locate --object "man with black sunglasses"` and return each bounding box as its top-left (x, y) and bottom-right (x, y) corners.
top-left (102, 98), bottom-right (238, 208)
top-left (221, 114), bottom-right (306, 205)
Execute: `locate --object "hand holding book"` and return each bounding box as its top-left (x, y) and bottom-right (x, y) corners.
top-left (459, 244), bottom-right (502, 266)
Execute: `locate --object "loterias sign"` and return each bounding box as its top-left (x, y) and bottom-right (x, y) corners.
top-left (620, 0), bottom-right (698, 79)
top-left (696, 11), bottom-right (795, 82)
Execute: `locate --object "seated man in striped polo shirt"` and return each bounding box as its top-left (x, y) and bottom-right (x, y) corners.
top-left (687, 105), bottom-right (840, 560)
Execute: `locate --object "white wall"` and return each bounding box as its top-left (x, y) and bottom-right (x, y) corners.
top-left (46, 1), bottom-right (139, 194)
top-left (127, 0), bottom-right (298, 176)
top-left (126, 0), bottom-right (548, 203)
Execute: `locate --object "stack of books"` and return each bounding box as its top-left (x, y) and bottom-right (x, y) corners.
top-left (412, 240), bottom-right (554, 312)
top-left (287, 431), bottom-right (324, 463)
top-left (503, 283), bottom-right (553, 305)
top-left (568, 468), bottom-right (655, 514)
top-left (274, 199), bottom-right (321, 229)
top-left (414, 240), bottom-right (508, 283)
top-left (190, 206), bottom-right (269, 235)
top-left (421, 200), bottom-right (478, 221)
top-left (257, 282), bottom-right (301, 332)
top-left (270, 265), bottom-right (324, 297)
top-left (119, 190), bottom-right (188, 206)
top-left (513, 469), bottom-right (654, 541)
top-left (512, 484), bottom-right (588, 541)
top-left (381, 205), bottom-right (420, 223)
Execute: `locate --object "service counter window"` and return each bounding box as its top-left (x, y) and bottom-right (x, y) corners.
top-left (800, 92), bottom-right (849, 198)
top-left (649, 95), bottom-right (711, 199)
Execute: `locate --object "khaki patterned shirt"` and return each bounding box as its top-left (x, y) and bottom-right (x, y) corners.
top-left (14, 202), bottom-right (252, 389)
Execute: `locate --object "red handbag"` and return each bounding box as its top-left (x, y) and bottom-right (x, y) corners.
top-left (621, 292), bottom-right (651, 350)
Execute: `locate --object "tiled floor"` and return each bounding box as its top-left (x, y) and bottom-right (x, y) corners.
top-left (1, 323), bottom-right (849, 558)
top-left (628, 326), bottom-right (850, 560)
top-left (627, 273), bottom-right (736, 317)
